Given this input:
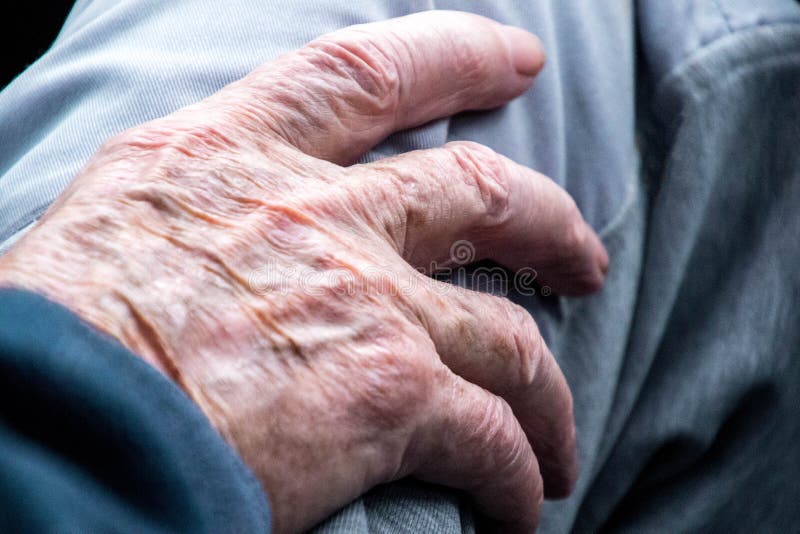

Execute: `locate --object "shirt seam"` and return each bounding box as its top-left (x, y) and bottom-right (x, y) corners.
top-left (710, 0), bottom-right (735, 35)
top-left (654, 22), bottom-right (800, 107)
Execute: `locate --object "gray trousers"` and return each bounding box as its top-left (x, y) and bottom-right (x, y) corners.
top-left (1, 1), bottom-right (799, 531)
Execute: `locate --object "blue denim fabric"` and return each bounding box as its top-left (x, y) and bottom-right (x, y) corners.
top-left (1, 1), bottom-right (798, 531)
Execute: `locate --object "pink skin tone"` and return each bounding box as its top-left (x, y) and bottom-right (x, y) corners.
top-left (0, 11), bottom-right (608, 533)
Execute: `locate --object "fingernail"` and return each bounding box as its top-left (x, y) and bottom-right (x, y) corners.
top-left (502, 25), bottom-right (546, 76)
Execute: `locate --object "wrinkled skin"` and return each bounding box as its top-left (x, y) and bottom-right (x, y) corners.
top-left (0, 11), bottom-right (608, 533)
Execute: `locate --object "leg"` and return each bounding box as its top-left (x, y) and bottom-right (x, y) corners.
top-left (0, 1), bottom-right (637, 532)
top-left (12, 1), bottom-right (798, 532)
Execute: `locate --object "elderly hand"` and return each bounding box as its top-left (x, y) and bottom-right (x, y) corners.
top-left (0, 11), bottom-right (607, 533)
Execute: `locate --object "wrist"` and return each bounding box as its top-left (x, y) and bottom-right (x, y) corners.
top-left (0, 200), bottom-right (178, 379)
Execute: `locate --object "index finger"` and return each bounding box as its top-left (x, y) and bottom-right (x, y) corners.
top-left (227, 10), bottom-right (544, 164)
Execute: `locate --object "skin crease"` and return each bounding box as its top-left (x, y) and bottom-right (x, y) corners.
top-left (0, 11), bottom-right (609, 534)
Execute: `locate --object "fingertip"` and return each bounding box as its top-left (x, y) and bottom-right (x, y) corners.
top-left (587, 229), bottom-right (610, 292)
top-left (596, 238), bottom-right (610, 277)
top-left (501, 25), bottom-right (546, 77)
top-left (561, 225), bottom-right (609, 295)
top-left (473, 471), bottom-right (543, 534)
top-left (542, 455), bottom-right (578, 500)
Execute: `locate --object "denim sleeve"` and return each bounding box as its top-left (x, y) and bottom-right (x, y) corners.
top-left (0, 289), bottom-right (270, 533)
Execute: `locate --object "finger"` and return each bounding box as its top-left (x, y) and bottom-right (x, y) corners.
top-left (413, 276), bottom-right (577, 498)
top-left (413, 368), bottom-right (543, 532)
top-left (228, 11), bottom-right (544, 164)
top-left (353, 141), bottom-right (609, 295)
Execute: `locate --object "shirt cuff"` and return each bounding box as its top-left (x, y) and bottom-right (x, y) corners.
top-left (0, 288), bottom-right (270, 533)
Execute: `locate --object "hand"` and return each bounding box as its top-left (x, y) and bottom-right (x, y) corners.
top-left (0, 11), bottom-right (607, 533)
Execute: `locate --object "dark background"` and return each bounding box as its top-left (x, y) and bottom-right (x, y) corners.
top-left (1, 2), bottom-right (75, 89)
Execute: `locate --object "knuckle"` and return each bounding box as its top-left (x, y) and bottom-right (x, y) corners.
top-left (348, 163), bottom-right (429, 249)
top-left (305, 31), bottom-right (401, 118)
top-left (371, 164), bottom-right (423, 210)
top-left (444, 141), bottom-right (511, 224)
